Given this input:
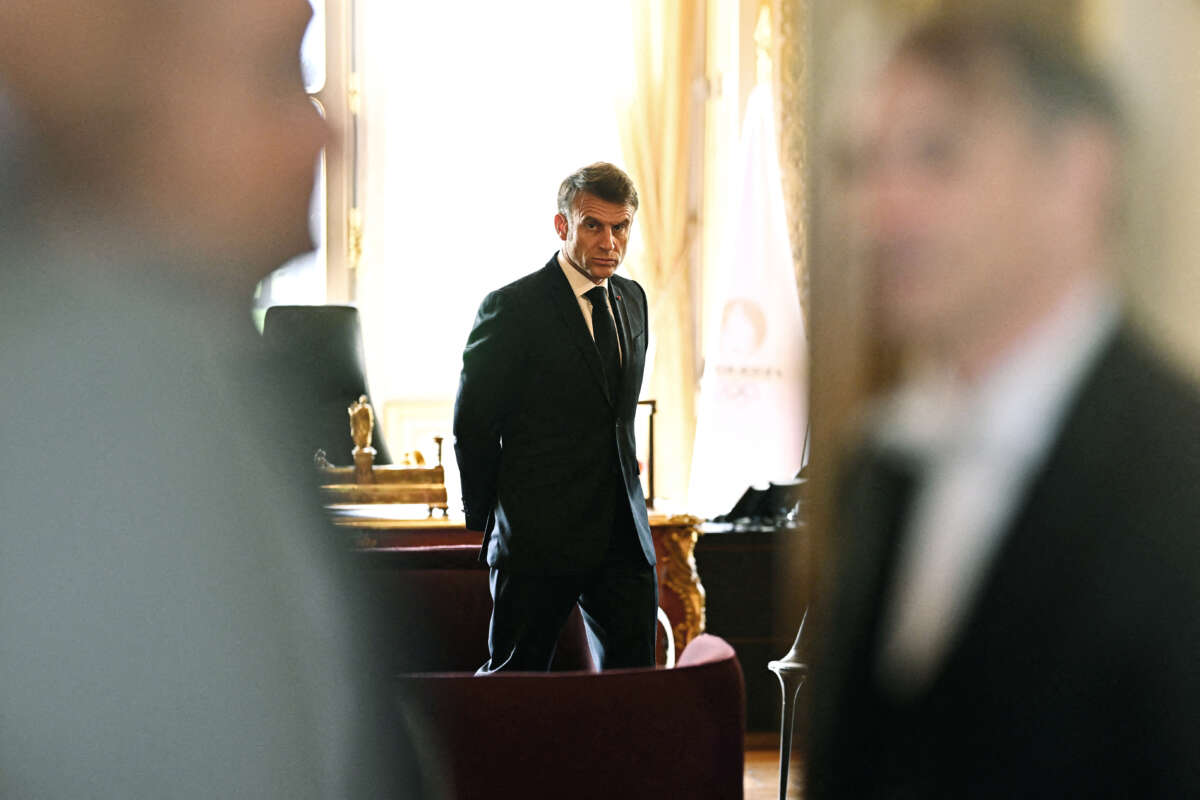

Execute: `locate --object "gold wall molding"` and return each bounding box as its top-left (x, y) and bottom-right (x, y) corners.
top-left (347, 207), bottom-right (363, 273)
top-left (776, 0), bottom-right (810, 324)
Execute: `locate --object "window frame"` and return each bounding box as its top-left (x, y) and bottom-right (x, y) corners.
top-left (319, 0), bottom-right (357, 303)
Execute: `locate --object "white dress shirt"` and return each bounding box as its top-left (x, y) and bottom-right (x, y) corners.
top-left (558, 251), bottom-right (622, 362)
top-left (871, 278), bottom-right (1120, 697)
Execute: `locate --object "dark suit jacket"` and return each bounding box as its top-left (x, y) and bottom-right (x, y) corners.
top-left (809, 324), bottom-right (1200, 798)
top-left (453, 254), bottom-right (654, 574)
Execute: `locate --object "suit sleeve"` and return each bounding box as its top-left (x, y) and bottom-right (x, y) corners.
top-left (452, 289), bottom-right (522, 532)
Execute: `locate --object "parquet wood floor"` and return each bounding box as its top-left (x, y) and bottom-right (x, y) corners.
top-left (744, 735), bottom-right (803, 800)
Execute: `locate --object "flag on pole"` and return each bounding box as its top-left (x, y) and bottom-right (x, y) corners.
top-left (688, 82), bottom-right (808, 518)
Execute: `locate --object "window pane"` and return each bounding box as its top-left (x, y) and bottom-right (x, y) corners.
top-left (356, 1), bottom-right (631, 405)
top-left (253, 145), bottom-right (327, 329)
top-left (301, 0), bottom-right (325, 94)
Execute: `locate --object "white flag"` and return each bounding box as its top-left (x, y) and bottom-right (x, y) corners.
top-left (688, 84), bottom-right (808, 518)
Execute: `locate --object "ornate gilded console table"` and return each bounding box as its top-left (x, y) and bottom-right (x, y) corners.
top-left (329, 506), bottom-right (707, 658)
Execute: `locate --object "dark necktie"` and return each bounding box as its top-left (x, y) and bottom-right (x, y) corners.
top-left (585, 285), bottom-right (621, 401)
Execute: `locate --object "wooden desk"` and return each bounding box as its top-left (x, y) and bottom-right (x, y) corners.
top-left (330, 506), bottom-right (707, 658)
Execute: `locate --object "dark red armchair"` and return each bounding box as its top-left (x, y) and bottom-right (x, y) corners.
top-left (396, 634), bottom-right (746, 800)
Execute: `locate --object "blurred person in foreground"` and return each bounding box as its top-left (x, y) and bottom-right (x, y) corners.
top-left (0, 2), bottom-right (424, 796)
top-left (809, 13), bottom-right (1200, 798)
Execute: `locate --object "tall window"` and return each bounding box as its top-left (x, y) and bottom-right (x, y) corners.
top-left (350, 1), bottom-right (634, 507)
top-left (355, 1), bottom-right (634, 406)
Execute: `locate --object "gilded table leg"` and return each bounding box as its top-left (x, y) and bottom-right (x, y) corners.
top-left (653, 515), bottom-right (706, 657)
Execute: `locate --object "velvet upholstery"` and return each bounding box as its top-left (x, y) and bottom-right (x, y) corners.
top-left (352, 544), bottom-right (593, 674)
top-left (396, 634), bottom-right (746, 800)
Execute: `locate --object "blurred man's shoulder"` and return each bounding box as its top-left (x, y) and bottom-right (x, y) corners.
top-left (1096, 323), bottom-right (1200, 437)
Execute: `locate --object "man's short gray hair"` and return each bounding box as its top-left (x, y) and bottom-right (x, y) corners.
top-left (557, 162), bottom-right (639, 219)
top-left (894, 12), bottom-right (1125, 138)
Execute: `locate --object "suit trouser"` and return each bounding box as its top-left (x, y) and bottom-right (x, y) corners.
top-left (479, 492), bottom-right (658, 672)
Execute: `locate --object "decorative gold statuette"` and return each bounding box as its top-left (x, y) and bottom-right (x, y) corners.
top-left (348, 394), bottom-right (376, 484)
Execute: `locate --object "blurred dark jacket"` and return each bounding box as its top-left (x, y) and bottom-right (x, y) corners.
top-left (810, 324), bottom-right (1200, 798)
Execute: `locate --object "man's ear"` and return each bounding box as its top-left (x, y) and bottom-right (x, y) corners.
top-left (554, 213), bottom-right (568, 241)
top-left (1044, 119), bottom-right (1119, 238)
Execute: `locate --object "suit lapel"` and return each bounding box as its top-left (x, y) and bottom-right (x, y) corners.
top-left (542, 256), bottom-right (613, 405)
top-left (610, 281), bottom-right (633, 405)
top-left (813, 448), bottom-right (920, 755)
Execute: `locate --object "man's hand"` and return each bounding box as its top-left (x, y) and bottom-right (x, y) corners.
top-left (454, 289), bottom-right (519, 535)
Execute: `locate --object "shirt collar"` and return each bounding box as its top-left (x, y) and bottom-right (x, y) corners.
top-left (875, 277), bottom-right (1120, 465)
top-left (558, 250), bottom-right (608, 299)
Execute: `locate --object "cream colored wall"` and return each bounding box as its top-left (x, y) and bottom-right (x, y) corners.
top-left (1088, 0), bottom-right (1200, 378)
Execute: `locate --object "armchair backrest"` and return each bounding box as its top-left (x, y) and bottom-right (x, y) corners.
top-left (354, 544), bottom-right (593, 674)
top-left (396, 634), bottom-right (746, 800)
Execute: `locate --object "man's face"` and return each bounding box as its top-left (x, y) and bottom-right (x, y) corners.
top-left (843, 57), bottom-right (1070, 356)
top-left (555, 192), bottom-right (635, 283)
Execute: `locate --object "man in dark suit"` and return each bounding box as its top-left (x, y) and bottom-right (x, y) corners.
top-left (454, 162), bottom-right (657, 672)
top-left (809, 14), bottom-right (1200, 797)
